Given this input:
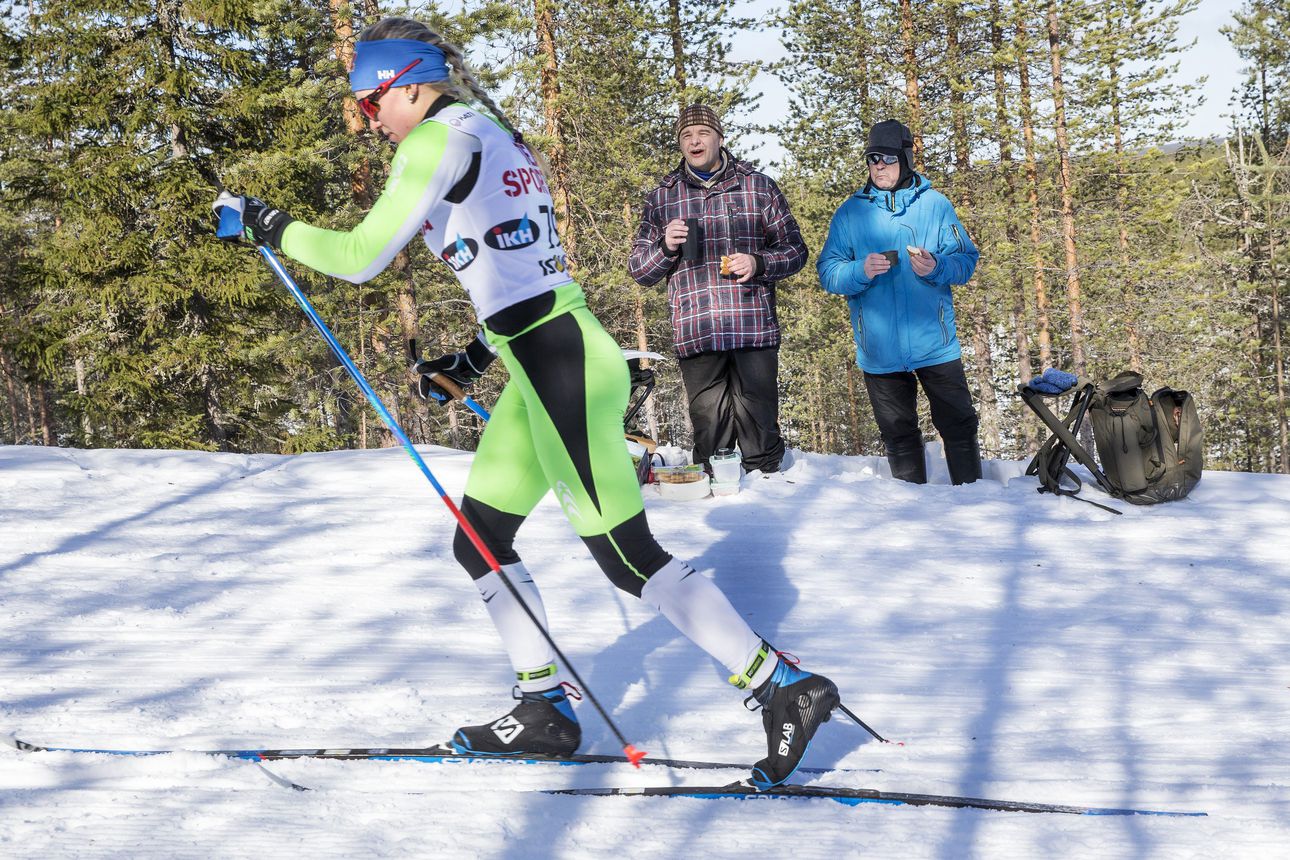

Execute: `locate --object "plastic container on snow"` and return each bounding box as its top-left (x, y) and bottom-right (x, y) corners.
top-left (655, 465), bottom-right (711, 501)
top-left (709, 449), bottom-right (742, 486)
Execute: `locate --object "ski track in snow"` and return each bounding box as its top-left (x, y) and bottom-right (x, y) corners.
top-left (1, 444), bottom-right (1288, 858)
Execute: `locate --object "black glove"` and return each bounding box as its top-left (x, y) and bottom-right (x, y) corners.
top-left (240, 196), bottom-right (295, 250)
top-left (414, 334), bottom-right (496, 403)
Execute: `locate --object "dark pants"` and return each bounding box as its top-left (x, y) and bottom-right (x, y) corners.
top-left (863, 358), bottom-right (981, 484)
top-left (678, 347), bottom-right (785, 472)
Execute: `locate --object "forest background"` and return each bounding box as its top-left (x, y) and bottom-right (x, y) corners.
top-left (1, 0), bottom-right (1287, 473)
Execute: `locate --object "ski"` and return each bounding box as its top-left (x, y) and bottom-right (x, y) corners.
top-left (542, 780), bottom-right (1206, 817)
top-left (5, 736), bottom-right (1204, 814)
top-left (3, 735), bottom-right (871, 776)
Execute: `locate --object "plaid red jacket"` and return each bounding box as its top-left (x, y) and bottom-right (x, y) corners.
top-left (628, 155), bottom-right (808, 358)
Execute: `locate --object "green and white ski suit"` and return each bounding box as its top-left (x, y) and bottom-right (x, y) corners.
top-left (279, 100), bottom-right (776, 695)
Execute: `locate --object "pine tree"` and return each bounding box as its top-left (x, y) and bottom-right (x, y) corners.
top-left (1223, 0), bottom-right (1290, 471)
top-left (1074, 0), bottom-right (1200, 374)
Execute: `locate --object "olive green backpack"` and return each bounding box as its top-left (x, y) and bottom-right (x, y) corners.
top-left (1087, 371), bottom-right (1204, 505)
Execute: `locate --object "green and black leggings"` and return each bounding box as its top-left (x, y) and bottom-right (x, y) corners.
top-left (453, 283), bottom-right (779, 696)
top-left (453, 284), bottom-right (671, 593)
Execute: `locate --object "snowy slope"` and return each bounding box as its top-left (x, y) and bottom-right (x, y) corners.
top-left (1, 443), bottom-right (1288, 858)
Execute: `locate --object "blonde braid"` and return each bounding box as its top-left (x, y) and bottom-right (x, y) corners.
top-left (429, 36), bottom-right (522, 140)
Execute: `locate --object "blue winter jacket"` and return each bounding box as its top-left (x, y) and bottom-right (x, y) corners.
top-left (816, 174), bottom-right (979, 374)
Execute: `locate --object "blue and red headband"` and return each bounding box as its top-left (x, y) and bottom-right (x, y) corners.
top-left (350, 39), bottom-right (450, 91)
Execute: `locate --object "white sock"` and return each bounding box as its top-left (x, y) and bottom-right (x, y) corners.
top-left (475, 562), bottom-right (561, 692)
top-left (641, 558), bottom-right (779, 690)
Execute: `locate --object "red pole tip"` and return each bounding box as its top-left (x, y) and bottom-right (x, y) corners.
top-left (623, 744), bottom-right (647, 768)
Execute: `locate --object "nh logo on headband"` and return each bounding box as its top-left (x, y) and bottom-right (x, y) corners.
top-left (376, 68), bottom-right (398, 80)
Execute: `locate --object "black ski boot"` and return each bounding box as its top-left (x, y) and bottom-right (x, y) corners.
top-left (451, 685), bottom-right (581, 756)
top-left (748, 659), bottom-right (840, 790)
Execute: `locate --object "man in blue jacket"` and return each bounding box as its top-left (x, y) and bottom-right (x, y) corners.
top-left (816, 120), bottom-right (982, 484)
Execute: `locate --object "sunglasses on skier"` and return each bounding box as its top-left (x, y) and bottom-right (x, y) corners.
top-left (356, 59), bottom-right (423, 120)
top-left (866, 152), bottom-right (901, 166)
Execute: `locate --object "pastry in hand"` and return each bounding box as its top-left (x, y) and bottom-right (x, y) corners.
top-left (720, 255), bottom-right (732, 276)
top-left (906, 244), bottom-right (924, 258)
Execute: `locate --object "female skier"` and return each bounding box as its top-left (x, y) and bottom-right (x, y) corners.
top-left (227, 17), bottom-right (839, 789)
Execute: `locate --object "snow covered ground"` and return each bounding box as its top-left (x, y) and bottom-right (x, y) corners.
top-left (2, 443), bottom-right (1288, 858)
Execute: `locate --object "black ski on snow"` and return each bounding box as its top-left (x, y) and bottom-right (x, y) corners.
top-left (544, 781), bottom-right (1207, 817)
top-left (4, 736), bottom-right (1203, 815)
top-left (3, 736), bottom-right (869, 776)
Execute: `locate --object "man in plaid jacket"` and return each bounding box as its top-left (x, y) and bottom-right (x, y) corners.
top-left (628, 104), bottom-right (808, 474)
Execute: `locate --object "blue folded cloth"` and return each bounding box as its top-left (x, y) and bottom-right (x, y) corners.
top-left (1027, 368), bottom-right (1079, 395)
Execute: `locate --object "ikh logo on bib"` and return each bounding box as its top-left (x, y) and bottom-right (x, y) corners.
top-left (441, 234), bottom-right (479, 271)
top-left (484, 213), bottom-right (539, 250)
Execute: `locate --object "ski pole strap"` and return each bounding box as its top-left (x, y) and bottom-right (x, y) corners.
top-left (516, 663), bottom-right (559, 685)
top-left (728, 640), bottom-right (773, 690)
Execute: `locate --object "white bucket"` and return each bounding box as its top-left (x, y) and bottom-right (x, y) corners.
top-left (709, 449), bottom-right (742, 485)
top-left (657, 470), bottom-right (711, 501)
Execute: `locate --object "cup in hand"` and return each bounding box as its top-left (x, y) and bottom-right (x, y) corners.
top-left (681, 217), bottom-right (702, 261)
top-left (881, 250), bottom-right (899, 267)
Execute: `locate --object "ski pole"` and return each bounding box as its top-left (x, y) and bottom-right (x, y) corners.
top-left (439, 381), bottom-right (491, 423)
top-left (838, 703), bottom-right (899, 745)
top-left (236, 232), bottom-right (645, 766)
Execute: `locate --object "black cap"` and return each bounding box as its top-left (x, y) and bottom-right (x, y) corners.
top-left (865, 120), bottom-right (915, 167)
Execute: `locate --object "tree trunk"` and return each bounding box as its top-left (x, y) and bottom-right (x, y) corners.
top-left (1, 351), bottom-right (20, 444)
top-left (991, 0), bottom-right (1031, 390)
top-left (38, 381), bottom-right (52, 445)
top-left (1259, 139), bottom-right (1290, 473)
top-left (331, 0), bottom-right (375, 207)
top-left (334, 0), bottom-right (418, 449)
top-left (357, 293), bottom-right (368, 450)
top-left (1017, 12), bottom-right (1051, 370)
top-left (1227, 135), bottom-right (1261, 472)
top-left (23, 377), bottom-right (38, 443)
top-left (1047, 0), bottom-right (1086, 374)
top-left (667, 0), bottom-right (686, 105)
top-left (1108, 54), bottom-right (1143, 372)
top-left (812, 366), bottom-right (825, 452)
top-left (898, 0), bottom-right (925, 168)
top-left (392, 249), bottom-right (426, 443)
top-left (623, 200), bottom-right (660, 442)
top-left (1269, 253), bottom-right (1288, 473)
top-left (368, 316), bottom-right (396, 448)
top-left (535, 0), bottom-right (577, 266)
top-left (945, 3), bottom-right (1000, 456)
top-left (74, 357), bottom-right (91, 442)
top-left (846, 364), bottom-right (860, 455)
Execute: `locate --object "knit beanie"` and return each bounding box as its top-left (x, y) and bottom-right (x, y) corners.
top-left (675, 104), bottom-right (724, 139)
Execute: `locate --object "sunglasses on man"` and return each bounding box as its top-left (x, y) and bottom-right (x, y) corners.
top-left (356, 59), bottom-right (424, 120)
top-left (866, 152), bottom-right (901, 166)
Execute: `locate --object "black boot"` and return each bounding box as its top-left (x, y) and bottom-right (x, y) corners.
top-left (451, 686), bottom-right (581, 756)
top-left (748, 660), bottom-right (840, 790)
top-left (886, 441), bottom-right (927, 484)
top-left (945, 438), bottom-right (982, 485)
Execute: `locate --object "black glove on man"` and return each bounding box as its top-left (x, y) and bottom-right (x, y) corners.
top-left (239, 196), bottom-right (295, 250)
top-left (414, 334), bottom-right (496, 403)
